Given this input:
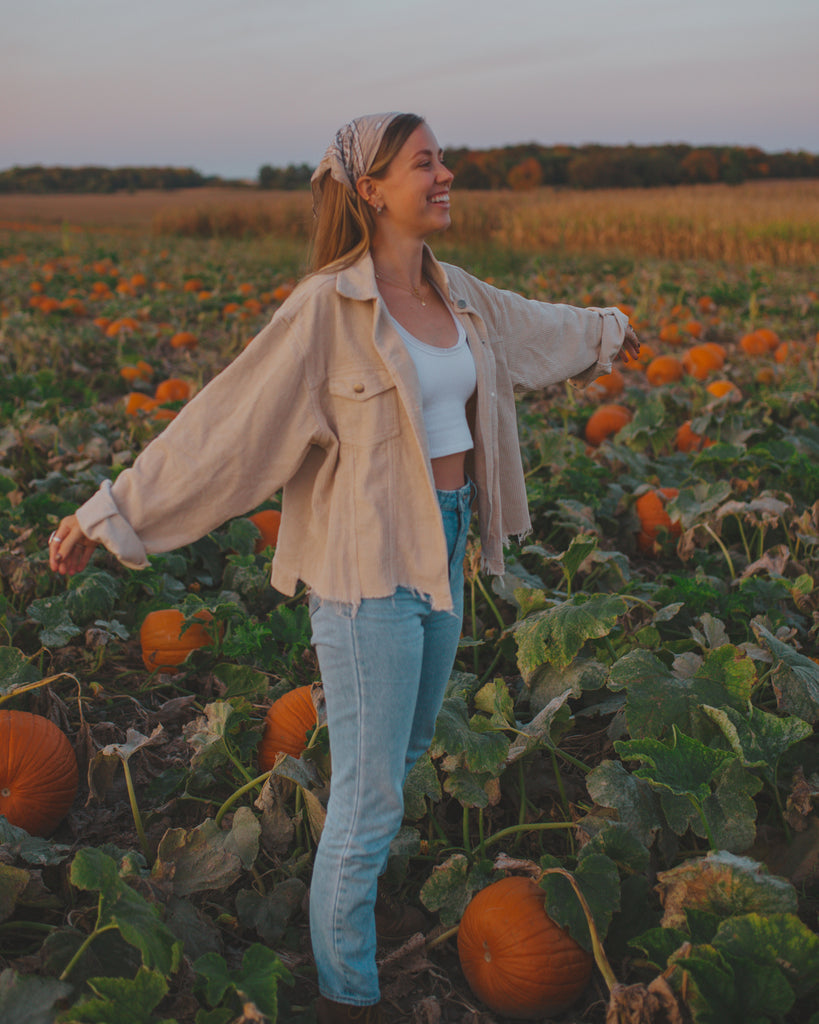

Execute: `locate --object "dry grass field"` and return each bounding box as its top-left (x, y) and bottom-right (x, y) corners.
top-left (1, 179), bottom-right (817, 265)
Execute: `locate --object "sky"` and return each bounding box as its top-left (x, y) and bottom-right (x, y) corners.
top-left (2, 0), bottom-right (818, 179)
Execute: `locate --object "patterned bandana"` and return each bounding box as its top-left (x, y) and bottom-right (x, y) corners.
top-left (311, 112), bottom-right (402, 211)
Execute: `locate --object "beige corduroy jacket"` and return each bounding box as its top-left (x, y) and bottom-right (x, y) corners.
top-left (76, 247), bottom-right (628, 612)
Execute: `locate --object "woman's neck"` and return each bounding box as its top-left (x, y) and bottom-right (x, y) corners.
top-left (370, 237), bottom-right (426, 290)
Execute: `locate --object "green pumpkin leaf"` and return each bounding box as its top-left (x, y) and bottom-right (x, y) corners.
top-left (0, 819), bottom-right (72, 865)
top-left (443, 768), bottom-right (495, 808)
top-left (609, 648), bottom-right (748, 740)
top-left (539, 852), bottom-right (620, 951)
top-left (585, 759), bottom-right (665, 847)
top-left (0, 647), bottom-right (40, 699)
top-left (60, 967), bottom-right (168, 1024)
top-left (527, 657), bottom-right (608, 710)
top-left (235, 877), bottom-right (306, 945)
top-left (694, 646), bottom-right (755, 705)
top-left (713, 912), bottom-right (819, 999)
top-left (420, 853), bottom-right (490, 928)
top-left (514, 594), bottom-right (627, 676)
top-left (752, 622), bottom-right (819, 723)
top-left (403, 753), bottom-right (442, 820)
top-left (629, 924), bottom-right (689, 970)
top-left (656, 851), bottom-right (797, 929)
top-left (473, 678), bottom-right (515, 727)
top-left (578, 822), bottom-right (651, 875)
top-left (193, 944), bottom-right (292, 1016)
top-left (674, 943), bottom-right (794, 1024)
top-left (0, 968), bottom-right (73, 1024)
top-left (25, 596), bottom-right (81, 647)
top-left (697, 759), bottom-right (761, 852)
top-left (69, 848), bottom-right (181, 976)
top-left (210, 663), bottom-right (269, 701)
top-left (65, 568), bottom-right (121, 624)
top-left (615, 726), bottom-right (734, 804)
top-left (701, 704), bottom-right (812, 786)
top-left (430, 696), bottom-right (509, 774)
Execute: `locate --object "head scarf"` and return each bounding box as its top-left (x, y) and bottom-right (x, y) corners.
top-left (311, 112), bottom-right (403, 211)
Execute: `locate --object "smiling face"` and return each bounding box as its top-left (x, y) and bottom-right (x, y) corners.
top-left (360, 122), bottom-right (454, 241)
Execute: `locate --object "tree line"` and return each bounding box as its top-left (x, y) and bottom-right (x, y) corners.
top-left (2, 143), bottom-right (817, 194)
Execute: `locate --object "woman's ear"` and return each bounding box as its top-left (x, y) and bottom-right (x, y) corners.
top-left (356, 175), bottom-right (379, 208)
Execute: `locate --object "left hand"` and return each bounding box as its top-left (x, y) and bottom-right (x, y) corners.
top-left (617, 324), bottom-right (641, 363)
top-left (48, 515), bottom-right (98, 577)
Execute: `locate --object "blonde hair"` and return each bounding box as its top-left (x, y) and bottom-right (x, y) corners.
top-left (309, 113), bottom-right (424, 273)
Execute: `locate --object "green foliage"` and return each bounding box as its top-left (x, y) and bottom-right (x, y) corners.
top-left (193, 944), bottom-right (293, 1022)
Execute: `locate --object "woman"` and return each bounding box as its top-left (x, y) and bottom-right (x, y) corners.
top-left (49, 112), bottom-right (639, 1023)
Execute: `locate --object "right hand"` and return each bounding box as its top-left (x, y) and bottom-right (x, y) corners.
top-left (48, 515), bottom-right (98, 577)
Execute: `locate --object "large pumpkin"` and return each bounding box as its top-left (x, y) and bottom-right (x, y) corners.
top-left (457, 875), bottom-right (593, 1019)
top-left (258, 685), bottom-right (317, 770)
top-left (139, 609), bottom-right (215, 671)
top-left (0, 710), bottom-right (79, 836)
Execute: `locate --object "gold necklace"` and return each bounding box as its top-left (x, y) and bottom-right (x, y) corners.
top-left (375, 271), bottom-right (428, 306)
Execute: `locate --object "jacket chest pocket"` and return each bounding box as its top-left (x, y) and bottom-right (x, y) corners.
top-left (327, 368), bottom-right (400, 447)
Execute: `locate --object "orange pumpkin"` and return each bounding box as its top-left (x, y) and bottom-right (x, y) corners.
top-left (584, 404), bottom-right (632, 446)
top-left (674, 419), bottom-right (712, 453)
top-left (169, 331), bottom-right (198, 349)
top-left (658, 323), bottom-right (682, 345)
top-left (258, 685), bottom-right (318, 769)
top-left (139, 609), bottom-right (215, 671)
top-left (585, 368), bottom-right (625, 399)
top-left (645, 355), bottom-right (684, 387)
top-left (125, 392), bottom-right (158, 416)
top-left (154, 378), bottom-right (190, 403)
top-left (739, 330), bottom-right (770, 357)
top-left (706, 379), bottom-right (740, 400)
top-left (635, 487), bottom-right (681, 552)
top-left (457, 876), bottom-right (593, 1019)
top-left (682, 344), bottom-right (724, 381)
top-left (0, 710), bottom-right (79, 836)
top-left (249, 509), bottom-right (282, 553)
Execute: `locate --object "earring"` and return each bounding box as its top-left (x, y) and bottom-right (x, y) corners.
top-left (373, 203), bottom-right (383, 214)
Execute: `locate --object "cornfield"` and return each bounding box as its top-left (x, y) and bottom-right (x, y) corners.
top-left (0, 179), bottom-right (817, 265)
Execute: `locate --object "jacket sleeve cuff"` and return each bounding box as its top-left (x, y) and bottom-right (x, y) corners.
top-left (570, 306), bottom-right (630, 387)
top-left (75, 480), bottom-right (150, 569)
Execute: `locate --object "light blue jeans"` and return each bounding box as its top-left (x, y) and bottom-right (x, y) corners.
top-left (308, 479), bottom-right (474, 1006)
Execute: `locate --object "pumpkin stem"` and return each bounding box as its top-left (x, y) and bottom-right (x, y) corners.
top-left (121, 756), bottom-right (152, 864)
top-left (0, 670), bottom-right (80, 708)
top-left (425, 923), bottom-right (460, 951)
top-left (539, 866), bottom-right (619, 994)
top-left (702, 523), bottom-right (735, 578)
top-left (214, 770), bottom-right (272, 829)
top-left (59, 921), bottom-right (119, 982)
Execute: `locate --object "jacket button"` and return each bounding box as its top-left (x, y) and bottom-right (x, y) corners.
top-left (457, 299), bottom-right (467, 308)
top-left (353, 383), bottom-right (365, 393)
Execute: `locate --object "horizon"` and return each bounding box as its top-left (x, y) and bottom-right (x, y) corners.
top-left (3, 0), bottom-right (818, 179)
top-left (2, 136), bottom-right (819, 181)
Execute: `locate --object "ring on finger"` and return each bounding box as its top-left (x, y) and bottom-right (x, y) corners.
top-left (49, 532), bottom-right (65, 545)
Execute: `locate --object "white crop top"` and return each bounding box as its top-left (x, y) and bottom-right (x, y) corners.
top-left (389, 311), bottom-right (477, 459)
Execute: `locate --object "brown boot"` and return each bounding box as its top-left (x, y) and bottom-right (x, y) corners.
top-left (315, 996), bottom-right (385, 1023)
top-left (374, 885), bottom-right (428, 943)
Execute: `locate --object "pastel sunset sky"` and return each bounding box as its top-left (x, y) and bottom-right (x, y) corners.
top-left (3, 0), bottom-right (817, 178)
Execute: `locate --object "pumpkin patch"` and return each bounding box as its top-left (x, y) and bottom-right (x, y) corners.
top-left (1, 206), bottom-right (817, 1023)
